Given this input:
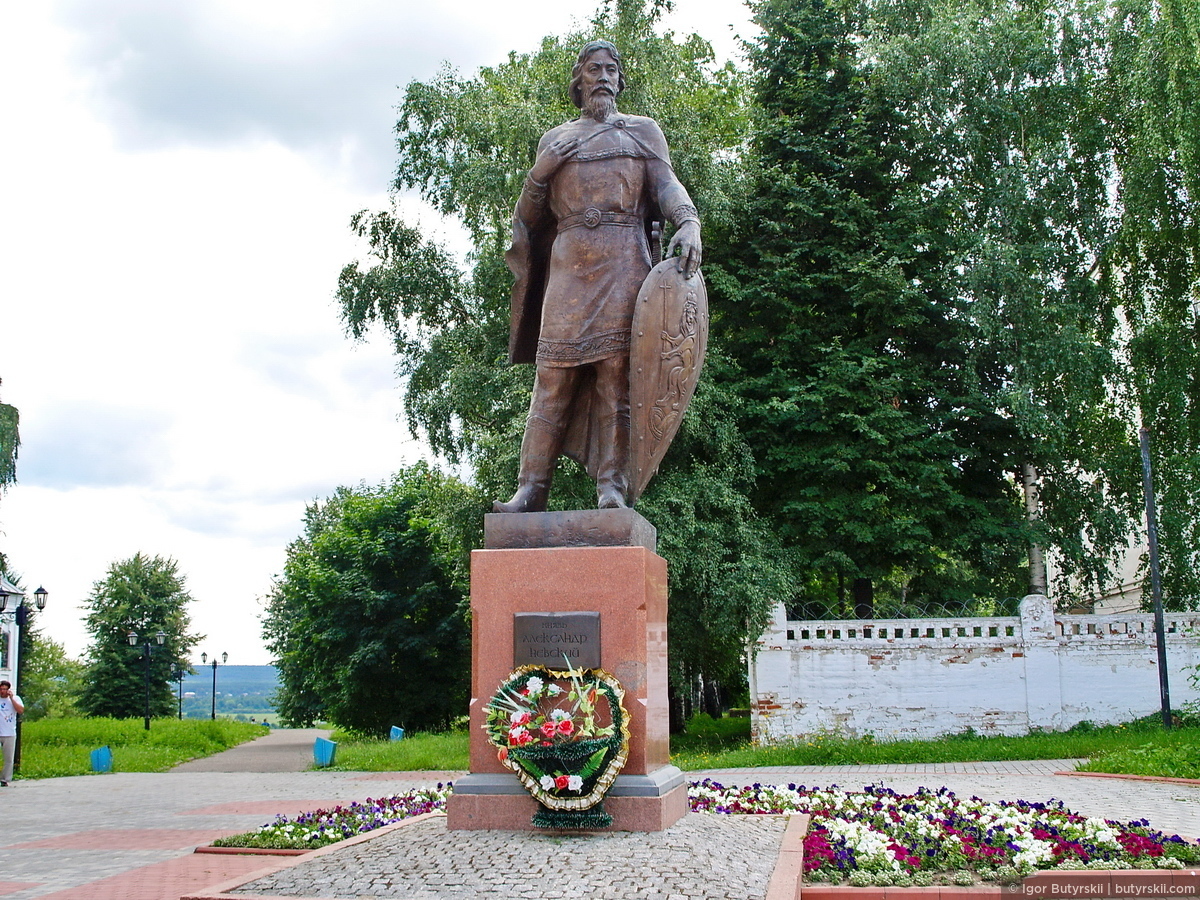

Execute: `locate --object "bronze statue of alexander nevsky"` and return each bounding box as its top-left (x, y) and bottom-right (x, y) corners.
top-left (494, 40), bottom-right (705, 514)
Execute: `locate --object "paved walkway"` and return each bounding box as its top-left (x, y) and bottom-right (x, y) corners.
top-left (0, 754), bottom-right (1196, 900)
top-left (171, 728), bottom-right (331, 773)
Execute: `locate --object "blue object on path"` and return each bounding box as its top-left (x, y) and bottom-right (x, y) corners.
top-left (389, 726), bottom-right (405, 741)
top-left (90, 745), bottom-right (113, 773)
top-left (313, 736), bottom-right (337, 768)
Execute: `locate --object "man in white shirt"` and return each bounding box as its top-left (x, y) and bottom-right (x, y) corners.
top-left (0, 680), bottom-right (24, 785)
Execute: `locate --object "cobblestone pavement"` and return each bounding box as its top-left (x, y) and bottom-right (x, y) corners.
top-left (0, 760), bottom-right (1196, 900)
top-left (230, 813), bottom-right (787, 900)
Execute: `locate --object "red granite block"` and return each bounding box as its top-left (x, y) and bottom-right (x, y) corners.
top-left (467, 546), bottom-right (669, 777)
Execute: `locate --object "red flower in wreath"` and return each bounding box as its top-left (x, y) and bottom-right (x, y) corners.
top-left (557, 720), bottom-right (574, 736)
top-left (539, 721), bottom-right (558, 738)
top-left (555, 775), bottom-right (570, 791)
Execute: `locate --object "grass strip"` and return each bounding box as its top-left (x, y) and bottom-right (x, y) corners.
top-left (324, 729), bottom-right (469, 771)
top-left (669, 713), bottom-right (1200, 777)
top-left (19, 718), bottom-right (268, 778)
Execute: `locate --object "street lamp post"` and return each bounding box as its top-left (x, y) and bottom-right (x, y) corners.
top-left (127, 630), bottom-right (166, 730)
top-left (171, 666), bottom-right (186, 719)
top-left (201, 652), bottom-right (227, 720)
top-left (0, 581), bottom-right (47, 770)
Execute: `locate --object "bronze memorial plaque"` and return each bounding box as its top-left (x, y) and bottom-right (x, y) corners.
top-left (513, 612), bottom-right (601, 669)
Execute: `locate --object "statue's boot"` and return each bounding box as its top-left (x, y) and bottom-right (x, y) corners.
top-left (595, 413), bottom-right (631, 509)
top-left (493, 417), bottom-right (562, 513)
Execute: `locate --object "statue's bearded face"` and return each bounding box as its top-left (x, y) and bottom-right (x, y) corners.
top-left (580, 49), bottom-right (619, 121)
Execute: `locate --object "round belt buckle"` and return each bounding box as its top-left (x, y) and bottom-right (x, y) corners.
top-left (583, 207), bottom-right (602, 228)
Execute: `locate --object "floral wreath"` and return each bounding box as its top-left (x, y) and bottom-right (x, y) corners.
top-left (483, 664), bottom-right (630, 813)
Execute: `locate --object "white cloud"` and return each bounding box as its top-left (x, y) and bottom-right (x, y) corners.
top-left (0, 0), bottom-right (754, 667)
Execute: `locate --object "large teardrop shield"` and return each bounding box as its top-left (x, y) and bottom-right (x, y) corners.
top-left (627, 260), bottom-right (709, 504)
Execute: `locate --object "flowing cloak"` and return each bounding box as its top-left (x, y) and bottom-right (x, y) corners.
top-left (503, 114), bottom-right (696, 478)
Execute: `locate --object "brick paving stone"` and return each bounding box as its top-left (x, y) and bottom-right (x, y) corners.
top-left (0, 886), bottom-right (41, 898)
top-left (11, 829), bottom-right (235, 850)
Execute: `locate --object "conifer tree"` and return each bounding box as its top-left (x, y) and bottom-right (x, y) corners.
top-left (711, 0), bottom-right (1028, 613)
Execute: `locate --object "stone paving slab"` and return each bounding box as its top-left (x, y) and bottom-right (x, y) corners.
top-left (172, 729), bottom-right (331, 774)
top-left (12, 829), bottom-right (236, 850)
top-left (227, 812), bottom-right (788, 900)
top-left (30, 855), bottom-right (276, 900)
top-left (0, 886), bottom-right (41, 898)
top-left (2, 761), bottom-right (1199, 900)
top-left (0, 771), bottom-right (453, 899)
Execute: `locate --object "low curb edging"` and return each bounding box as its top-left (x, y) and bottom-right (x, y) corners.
top-left (195, 846), bottom-right (310, 856)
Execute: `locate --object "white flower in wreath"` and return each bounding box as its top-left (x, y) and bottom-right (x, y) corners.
top-left (567, 775), bottom-right (583, 792)
top-left (539, 775), bottom-right (555, 791)
top-left (525, 676), bottom-right (544, 695)
top-left (549, 708), bottom-right (571, 722)
top-left (545, 684), bottom-right (563, 696)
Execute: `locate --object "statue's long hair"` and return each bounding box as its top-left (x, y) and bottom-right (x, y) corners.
top-left (569, 40), bottom-right (626, 109)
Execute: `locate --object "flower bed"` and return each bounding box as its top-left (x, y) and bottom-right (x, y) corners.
top-left (210, 785), bottom-right (452, 850)
top-left (688, 780), bottom-right (1200, 887)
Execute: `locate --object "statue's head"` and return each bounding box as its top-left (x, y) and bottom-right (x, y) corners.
top-left (569, 40), bottom-right (626, 109)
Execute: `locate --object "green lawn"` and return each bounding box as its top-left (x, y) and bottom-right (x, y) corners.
top-left (19, 718), bottom-right (268, 778)
top-left (669, 713), bottom-right (1200, 777)
top-left (325, 729), bottom-right (470, 771)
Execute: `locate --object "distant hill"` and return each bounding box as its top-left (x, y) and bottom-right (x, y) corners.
top-left (175, 664), bottom-right (279, 720)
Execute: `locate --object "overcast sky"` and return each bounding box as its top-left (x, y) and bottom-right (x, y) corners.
top-left (0, 0), bottom-right (755, 667)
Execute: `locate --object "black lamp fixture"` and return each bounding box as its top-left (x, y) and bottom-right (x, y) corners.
top-left (201, 651), bottom-right (228, 721)
top-left (128, 630), bottom-right (166, 731)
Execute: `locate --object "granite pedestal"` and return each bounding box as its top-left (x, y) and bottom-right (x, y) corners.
top-left (446, 509), bottom-right (687, 831)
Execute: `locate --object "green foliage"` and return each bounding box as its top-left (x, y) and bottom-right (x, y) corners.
top-left (0, 400), bottom-right (16, 490)
top-left (326, 728), bottom-right (469, 771)
top-left (18, 717), bottom-right (266, 779)
top-left (710, 0), bottom-right (1032, 611)
top-left (668, 711), bottom-right (752, 759)
top-left (337, 2), bottom-right (776, 698)
top-left (263, 465), bottom-right (472, 736)
top-left (0, 395), bottom-right (18, 569)
top-left (865, 0), bottom-right (1142, 604)
top-left (77, 554), bottom-right (200, 719)
top-left (19, 628), bottom-right (84, 721)
top-left (1103, 0), bottom-right (1200, 607)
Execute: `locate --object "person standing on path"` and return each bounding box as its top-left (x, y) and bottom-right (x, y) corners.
top-left (0, 680), bottom-right (23, 785)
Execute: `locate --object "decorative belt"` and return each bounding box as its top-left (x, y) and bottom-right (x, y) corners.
top-left (559, 208), bottom-right (641, 230)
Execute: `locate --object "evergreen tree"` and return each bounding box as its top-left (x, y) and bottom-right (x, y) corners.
top-left (712, 0), bottom-right (1028, 614)
top-left (78, 554), bottom-right (199, 719)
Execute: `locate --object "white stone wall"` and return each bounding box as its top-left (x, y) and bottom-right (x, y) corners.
top-left (751, 594), bottom-right (1200, 742)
